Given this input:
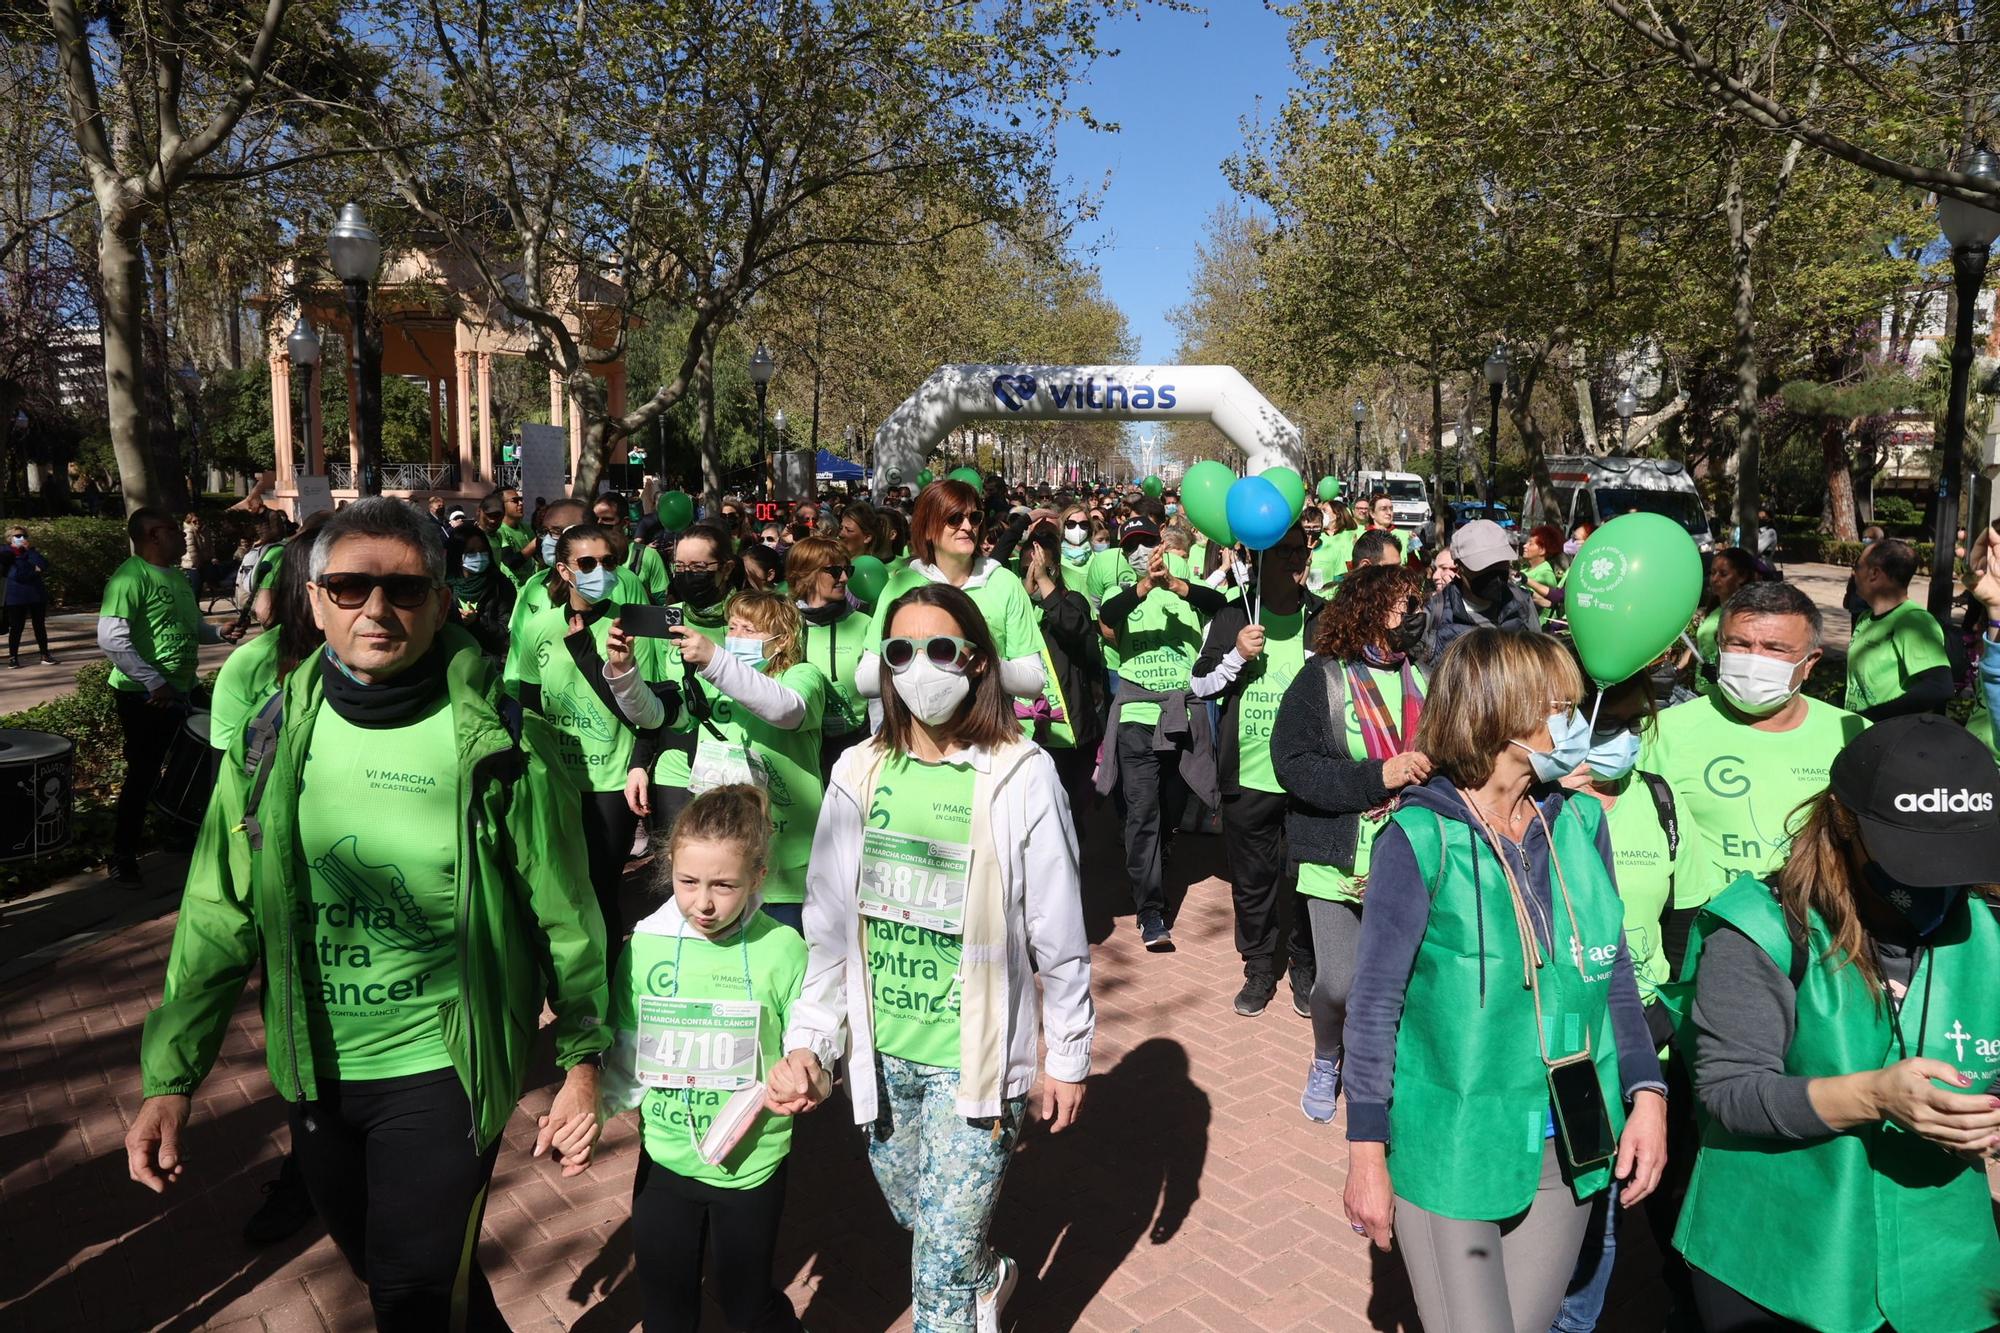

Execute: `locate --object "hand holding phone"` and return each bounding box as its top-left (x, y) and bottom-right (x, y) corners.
top-left (619, 604), bottom-right (683, 637)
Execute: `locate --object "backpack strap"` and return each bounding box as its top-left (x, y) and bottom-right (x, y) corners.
top-left (1637, 771), bottom-right (1679, 861)
top-left (238, 692), bottom-right (288, 852)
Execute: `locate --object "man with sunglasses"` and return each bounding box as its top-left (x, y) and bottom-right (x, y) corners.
top-left (494, 486), bottom-right (535, 562)
top-left (501, 498), bottom-right (648, 696)
top-left (128, 497), bottom-right (609, 1331)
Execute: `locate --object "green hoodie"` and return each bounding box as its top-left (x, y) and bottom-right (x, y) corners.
top-left (138, 627), bottom-right (610, 1151)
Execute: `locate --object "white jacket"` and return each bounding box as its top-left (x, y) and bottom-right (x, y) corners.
top-left (784, 737), bottom-right (1094, 1122)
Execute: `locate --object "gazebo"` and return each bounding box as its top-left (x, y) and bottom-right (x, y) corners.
top-left (260, 242), bottom-right (631, 517)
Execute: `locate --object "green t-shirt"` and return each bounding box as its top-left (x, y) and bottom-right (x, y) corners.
top-left (103, 555), bottom-right (201, 692)
top-left (1058, 551), bottom-right (1092, 601)
top-left (1085, 549), bottom-right (1138, 671)
top-left (631, 542), bottom-right (672, 606)
top-left (650, 605), bottom-right (730, 790)
top-left (297, 699), bottom-right (462, 1079)
top-left (1594, 776), bottom-right (1702, 999)
top-left (1522, 559), bottom-right (1557, 625)
top-left (1298, 663), bottom-right (1425, 902)
top-left (501, 565), bottom-right (648, 694)
top-left (612, 913), bottom-right (806, 1188)
top-left (670, 660), bottom-right (827, 904)
top-left (865, 562), bottom-right (1047, 674)
top-left (254, 541), bottom-right (287, 593)
top-left (1110, 579), bottom-right (1206, 728)
top-left (1641, 693), bottom-right (1868, 900)
top-left (1307, 535), bottom-right (1349, 593)
top-left (801, 609), bottom-right (868, 739)
top-left (209, 629), bottom-right (282, 752)
top-left (864, 752), bottom-right (974, 1069)
top-left (495, 520), bottom-right (536, 561)
top-left (1845, 599), bottom-right (1950, 714)
top-left (1236, 610), bottom-right (1308, 794)
top-left (520, 604), bottom-right (669, 792)
top-left (1691, 606), bottom-right (1721, 696)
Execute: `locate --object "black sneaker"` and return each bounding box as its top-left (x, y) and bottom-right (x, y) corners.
top-left (243, 1155), bottom-right (316, 1245)
top-left (1288, 961), bottom-right (1313, 1019)
top-left (1139, 911), bottom-right (1174, 952)
top-left (1233, 969), bottom-right (1278, 1017)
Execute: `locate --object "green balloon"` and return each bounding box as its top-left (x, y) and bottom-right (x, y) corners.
top-left (848, 554), bottom-right (890, 606)
top-left (917, 469), bottom-right (935, 487)
top-left (1181, 459), bottom-right (1237, 546)
top-left (657, 490), bottom-right (694, 530)
top-left (1565, 513), bottom-right (1705, 686)
top-left (1316, 476), bottom-right (1340, 502)
top-left (948, 467), bottom-right (982, 488)
top-left (1141, 475), bottom-right (1164, 499)
top-left (1262, 466), bottom-right (1307, 522)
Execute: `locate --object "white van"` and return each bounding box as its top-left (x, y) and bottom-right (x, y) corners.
top-left (1526, 456), bottom-right (1713, 552)
top-left (1352, 470), bottom-right (1432, 532)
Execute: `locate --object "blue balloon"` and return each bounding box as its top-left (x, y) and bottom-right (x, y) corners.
top-left (1226, 475), bottom-right (1292, 551)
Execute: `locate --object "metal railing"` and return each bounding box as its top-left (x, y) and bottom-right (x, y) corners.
top-left (327, 463), bottom-right (353, 489)
top-left (322, 462), bottom-right (464, 491)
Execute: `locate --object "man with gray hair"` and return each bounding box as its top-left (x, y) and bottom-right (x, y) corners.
top-left (126, 496), bottom-right (609, 1331)
top-left (1643, 580), bottom-right (1870, 905)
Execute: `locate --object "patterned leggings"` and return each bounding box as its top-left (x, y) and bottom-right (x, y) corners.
top-left (867, 1054), bottom-right (1028, 1333)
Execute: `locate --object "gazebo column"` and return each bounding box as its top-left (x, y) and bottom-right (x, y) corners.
top-left (477, 353), bottom-right (495, 483)
top-left (429, 377), bottom-right (445, 466)
top-left (306, 362), bottom-right (325, 475)
top-left (455, 350), bottom-right (475, 488)
top-left (269, 354), bottom-right (296, 495)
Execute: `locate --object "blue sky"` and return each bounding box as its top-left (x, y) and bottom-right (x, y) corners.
top-left (1056, 2), bottom-right (1297, 362)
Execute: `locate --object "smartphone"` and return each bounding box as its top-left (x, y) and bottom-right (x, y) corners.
top-left (620, 604), bottom-right (683, 637)
top-left (1548, 1057), bottom-right (1616, 1171)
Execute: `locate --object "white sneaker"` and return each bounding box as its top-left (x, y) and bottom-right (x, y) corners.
top-left (975, 1253), bottom-right (1017, 1333)
top-left (628, 824), bottom-right (650, 859)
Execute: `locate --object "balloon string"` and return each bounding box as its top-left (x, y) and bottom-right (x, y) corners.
top-left (1250, 548), bottom-right (1261, 626)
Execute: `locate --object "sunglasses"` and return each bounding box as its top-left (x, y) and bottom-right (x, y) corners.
top-left (825, 564), bottom-right (853, 580)
top-left (317, 572), bottom-right (436, 609)
top-left (565, 553), bottom-right (619, 573)
top-left (883, 635), bottom-right (975, 674)
top-left (941, 509), bottom-right (980, 530)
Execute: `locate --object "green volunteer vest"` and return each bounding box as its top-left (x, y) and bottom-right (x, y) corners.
top-left (1674, 880), bottom-right (2000, 1333)
top-left (1387, 797), bottom-right (1628, 1220)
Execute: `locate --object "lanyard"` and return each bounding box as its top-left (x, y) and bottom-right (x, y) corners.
top-left (1465, 797), bottom-right (1594, 1066)
top-left (1873, 941), bottom-right (1933, 1061)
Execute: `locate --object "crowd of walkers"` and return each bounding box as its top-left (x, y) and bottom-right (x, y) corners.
top-left (99, 474), bottom-right (2000, 1333)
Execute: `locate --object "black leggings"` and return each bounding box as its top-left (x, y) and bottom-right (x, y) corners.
top-left (582, 788), bottom-right (641, 944)
top-left (6, 601), bottom-right (47, 656)
top-left (631, 1153), bottom-right (802, 1332)
top-left (1689, 1267), bottom-right (1835, 1332)
top-left (289, 1068), bottom-right (507, 1333)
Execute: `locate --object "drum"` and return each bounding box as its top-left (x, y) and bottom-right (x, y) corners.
top-left (0, 729), bottom-right (74, 861)
top-left (152, 711), bottom-right (218, 828)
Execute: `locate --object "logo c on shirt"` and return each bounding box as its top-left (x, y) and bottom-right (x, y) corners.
top-left (1703, 755), bottom-right (1751, 799)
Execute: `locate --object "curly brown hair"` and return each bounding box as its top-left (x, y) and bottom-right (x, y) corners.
top-left (1314, 563), bottom-right (1426, 660)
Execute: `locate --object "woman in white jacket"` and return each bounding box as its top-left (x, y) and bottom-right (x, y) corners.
top-left (771, 581), bottom-right (1094, 1333)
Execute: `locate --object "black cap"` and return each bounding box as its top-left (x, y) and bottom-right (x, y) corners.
top-left (1119, 517), bottom-right (1159, 547)
top-left (1828, 715), bottom-right (2000, 887)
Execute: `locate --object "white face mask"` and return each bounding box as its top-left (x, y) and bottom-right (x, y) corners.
top-left (1127, 543), bottom-right (1156, 575)
top-left (891, 654), bottom-right (971, 726)
top-left (1716, 650), bottom-right (1807, 717)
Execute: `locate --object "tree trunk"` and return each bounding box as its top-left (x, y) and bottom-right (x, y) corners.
top-left (697, 329), bottom-right (721, 512)
top-left (97, 200), bottom-right (167, 513)
top-left (1725, 149), bottom-right (1762, 548)
top-left (1570, 341), bottom-right (1601, 454)
top-left (1821, 420), bottom-right (1859, 540)
top-left (567, 368), bottom-right (610, 500)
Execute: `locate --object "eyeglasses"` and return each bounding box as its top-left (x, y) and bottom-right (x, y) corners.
top-left (317, 572), bottom-right (437, 609)
top-left (675, 559), bottom-right (721, 573)
top-left (883, 635), bottom-right (975, 674)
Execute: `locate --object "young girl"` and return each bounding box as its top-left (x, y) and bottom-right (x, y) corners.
top-left (592, 785), bottom-right (813, 1333)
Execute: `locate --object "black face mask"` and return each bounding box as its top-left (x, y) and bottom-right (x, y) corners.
top-left (669, 570), bottom-right (719, 607)
top-left (1391, 609), bottom-right (1428, 653)
top-left (1465, 565), bottom-right (1512, 605)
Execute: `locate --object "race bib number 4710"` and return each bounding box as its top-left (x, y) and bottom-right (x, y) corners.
top-left (635, 997), bottom-right (762, 1090)
top-left (858, 829), bottom-right (970, 935)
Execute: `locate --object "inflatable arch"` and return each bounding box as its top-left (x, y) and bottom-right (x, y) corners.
top-left (870, 365), bottom-right (1303, 496)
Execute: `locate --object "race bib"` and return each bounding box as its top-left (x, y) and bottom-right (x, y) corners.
top-left (635, 997), bottom-right (762, 1090)
top-left (690, 741), bottom-right (767, 795)
top-left (858, 829), bottom-right (971, 935)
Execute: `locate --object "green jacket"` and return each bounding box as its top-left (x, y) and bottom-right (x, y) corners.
top-left (139, 628), bottom-right (610, 1150)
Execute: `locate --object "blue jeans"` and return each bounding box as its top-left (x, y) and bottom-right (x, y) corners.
top-left (867, 1055), bottom-right (1027, 1333)
top-left (760, 900), bottom-right (803, 933)
top-left (1551, 1182), bottom-right (1618, 1332)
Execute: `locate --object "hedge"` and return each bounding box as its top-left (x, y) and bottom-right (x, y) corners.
top-left (0, 661), bottom-right (126, 892)
top-left (1776, 534), bottom-right (1937, 569)
top-left (9, 506), bottom-right (268, 609)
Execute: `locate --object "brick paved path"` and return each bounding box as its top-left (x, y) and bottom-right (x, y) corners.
top-left (1, 822), bottom-right (1677, 1331)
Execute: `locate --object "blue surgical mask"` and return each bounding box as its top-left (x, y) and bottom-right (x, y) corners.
top-left (571, 565), bottom-right (615, 603)
top-left (1091, 540), bottom-right (1110, 553)
top-left (1062, 540), bottom-right (1089, 561)
top-left (725, 635), bottom-right (768, 668)
top-left (1861, 861), bottom-right (1964, 938)
top-left (1513, 707), bottom-right (1592, 783)
top-left (461, 553), bottom-right (490, 575)
top-left (1165, 503), bottom-right (1180, 517)
top-left (539, 532), bottom-right (559, 565)
top-left (1584, 726), bottom-right (1641, 781)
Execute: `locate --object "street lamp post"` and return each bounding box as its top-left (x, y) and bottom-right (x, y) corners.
top-left (1933, 146), bottom-right (2000, 628)
top-left (1482, 344), bottom-right (1510, 509)
top-left (771, 409), bottom-right (788, 503)
top-left (329, 204), bottom-right (383, 496)
top-left (286, 317), bottom-right (321, 476)
top-left (1351, 400), bottom-right (1368, 485)
top-left (748, 343), bottom-right (775, 503)
top-left (1614, 387), bottom-right (1638, 450)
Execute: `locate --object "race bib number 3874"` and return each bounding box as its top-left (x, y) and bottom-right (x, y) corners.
top-left (858, 829), bottom-right (971, 935)
top-left (635, 997), bottom-right (762, 1090)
